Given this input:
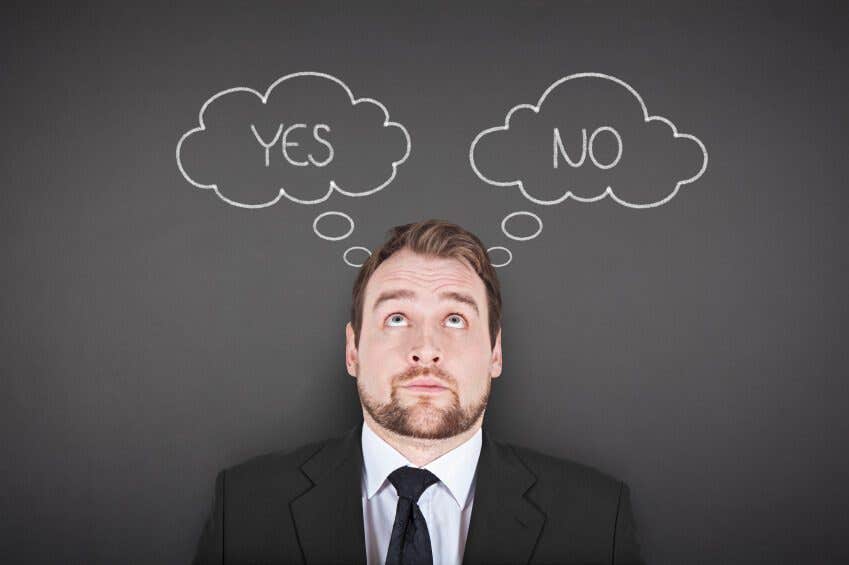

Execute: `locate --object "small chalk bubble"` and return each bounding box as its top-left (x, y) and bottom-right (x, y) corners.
top-left (343, 246), bottom-right (372, 268)
top-left (501, 211), bottom-right (543, 241)
top-left (487, 246), bottom-right (513, 268)
top-left (313, 211), bottom-right (355, 241)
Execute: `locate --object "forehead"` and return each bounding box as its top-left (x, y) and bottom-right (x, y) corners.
top-left (365, 248), bottom-right (485, 304)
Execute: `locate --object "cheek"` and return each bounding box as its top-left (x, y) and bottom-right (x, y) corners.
top-left (447, 348), bottom-right (493, 389)
top-left (360, 334), bottom-right (406, 365)
top-left (445, 331), bottom-right (491, 362)
top-left (357, 335), bottom-right (405, 387)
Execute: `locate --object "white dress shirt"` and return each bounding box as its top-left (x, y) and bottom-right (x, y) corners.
top-left (361, 420), bottom-right (483, 565)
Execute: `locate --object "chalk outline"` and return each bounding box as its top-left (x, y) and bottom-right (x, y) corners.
top-left (501, 210), bottom-right (543, 241)
top-left (176, 71), bottom-right (412, 208)
top-left (343, 246), bottom-right (372, 268)
top-left (486, 246), bottom-right (513, 268)
top-left (469, 72), bottom-right (708, 208)
top-left (313, 211), bottom-right (355, 241)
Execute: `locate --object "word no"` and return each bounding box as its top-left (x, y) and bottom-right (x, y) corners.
top-left (250, 123), bottom-right (334, 167)
top-left (553, 126), bottom-right (622, 170)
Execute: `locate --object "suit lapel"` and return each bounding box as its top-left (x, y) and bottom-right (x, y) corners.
top-left (287, 421), bottom-right (545, 565)
top-left (290, 421), bottom-right (367, 564)
top-left (462, 426), bottom-right (546, 565)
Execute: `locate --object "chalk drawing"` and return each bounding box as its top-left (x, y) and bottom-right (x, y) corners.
top-left (487, 246), bottom-right (513, 268)
top-left (469, 72), bottom-right (708, 208)
top-left (501, 211), bottom-right (543, 241)
top-left (343, 246), bottom-right (372, 268)
top-left (176, 71), bottom-right (411, 208)
top-left (553, 126), bottom-right (623, 170)
top-left (313, 211), bottom-right (355, 241)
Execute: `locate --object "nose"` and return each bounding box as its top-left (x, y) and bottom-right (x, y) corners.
top-left (410, 349), bottom-right (440, 365)
top-left (409, 329), bottom-right (441, 366)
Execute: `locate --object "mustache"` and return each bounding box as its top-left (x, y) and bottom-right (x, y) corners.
top-left (395, 365), bottom-right (454, 386)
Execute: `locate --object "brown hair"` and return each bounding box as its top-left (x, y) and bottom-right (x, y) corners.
top-left (350, 219), bottom-right (502, 350)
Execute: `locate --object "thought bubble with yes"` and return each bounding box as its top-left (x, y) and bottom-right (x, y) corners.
top-left (177, 71), bottom-right (410, 208)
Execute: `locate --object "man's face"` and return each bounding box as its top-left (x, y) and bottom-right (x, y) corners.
top-left (345, 248), bottom-right (502, 440)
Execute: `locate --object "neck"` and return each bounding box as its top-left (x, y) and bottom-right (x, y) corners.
top-left (362, 411), bottom-right (484, 467)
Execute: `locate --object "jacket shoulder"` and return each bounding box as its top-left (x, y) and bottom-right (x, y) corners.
top-left (500, 442), bottom-right (643, 562)
top-left (504, 441), bottom-right (624, 509)
top-left (223, 436), bottom-right (329, 491)
top-left (191, 437), bottom-right (335, 565)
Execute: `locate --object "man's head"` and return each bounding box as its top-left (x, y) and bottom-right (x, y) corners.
top-left (345, 219), bottom-right (503, 440)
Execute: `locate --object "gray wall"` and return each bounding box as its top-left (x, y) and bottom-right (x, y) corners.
top-left (2, 1), bottom-right (848, 563)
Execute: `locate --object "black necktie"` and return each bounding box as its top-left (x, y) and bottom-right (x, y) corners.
top-left (385, 465), bottom-right (441, 565)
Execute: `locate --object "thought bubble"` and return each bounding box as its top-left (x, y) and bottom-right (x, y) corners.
top-left (470, 72), bottom-right (708, 208)
top-left (343, 246), bottom-right (372, 268)
top-left (501, 211), bottom-right (543, 241)
top-left (176, 71), bottom-right (410, 208)
top-left (310, 211), bottom-right (373, 266)
top-left (486, 246), bottom-right (513, 268)
top-left (313, 211), bottom-right (355, 241)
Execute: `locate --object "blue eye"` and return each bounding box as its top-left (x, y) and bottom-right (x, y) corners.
top-left (384, 313), bottom-right (467, 328)
top-left (445, 314), bottom-right (467, 328)
top-left (386, 314), bottom-right (407, 327)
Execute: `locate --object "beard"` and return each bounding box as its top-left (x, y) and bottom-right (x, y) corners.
top-left (357, 365), bottom-right (491, 440)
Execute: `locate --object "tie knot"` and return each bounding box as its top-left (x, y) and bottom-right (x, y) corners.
top-left (387, 465), bottom-right (440, 503)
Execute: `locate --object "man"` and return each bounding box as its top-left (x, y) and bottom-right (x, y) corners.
top-left (192, 219), bottom-right (644, 564)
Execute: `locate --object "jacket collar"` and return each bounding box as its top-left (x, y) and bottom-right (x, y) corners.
top-left (289, 420), bottom-right (545, 564)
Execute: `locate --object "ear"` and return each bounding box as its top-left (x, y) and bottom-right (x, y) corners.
top-left (345, 322), bottom-right (359, 378)
top-left (489, 327), bottom-right (503, 379)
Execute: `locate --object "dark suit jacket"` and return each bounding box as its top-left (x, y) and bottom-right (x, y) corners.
top-left (192, 420), bottom-right (644, 564)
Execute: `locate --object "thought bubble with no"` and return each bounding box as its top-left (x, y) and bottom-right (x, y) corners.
top-left (470, 72), bottom-right (708, 208)
top-left (176, 71), bottom-right (410, 208)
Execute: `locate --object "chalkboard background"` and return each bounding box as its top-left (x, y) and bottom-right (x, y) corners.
top-left (2, 2), bottom-right (848, 564)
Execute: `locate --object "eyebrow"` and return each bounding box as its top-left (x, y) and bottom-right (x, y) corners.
top-left (371, 289), bottom-right (480, 316)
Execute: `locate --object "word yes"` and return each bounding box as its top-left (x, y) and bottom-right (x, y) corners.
top-left (250, 123), bottom-right (334, 168)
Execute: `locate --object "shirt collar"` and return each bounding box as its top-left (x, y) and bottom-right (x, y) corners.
top-left (361, 419), bottom-right (483, 510)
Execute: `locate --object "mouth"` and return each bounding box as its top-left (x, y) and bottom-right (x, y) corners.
top-left (402, 384), bottom-right (448, 393)
top-left (401, 377), bottom-right (449, 393)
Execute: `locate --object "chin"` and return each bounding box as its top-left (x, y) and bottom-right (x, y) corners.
top-left (402, 408), bottom-right (460, 438)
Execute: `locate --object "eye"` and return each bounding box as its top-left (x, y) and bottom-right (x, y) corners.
top-left (445, 314), bottom-right (467, 329)
top-left (385, 313), bottom-right (408, 327)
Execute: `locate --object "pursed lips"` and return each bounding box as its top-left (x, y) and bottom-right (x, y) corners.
top-left (402, 377), bottom-right (448, 390)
